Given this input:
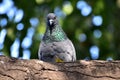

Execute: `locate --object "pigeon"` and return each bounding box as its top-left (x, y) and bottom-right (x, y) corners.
top-left (38, 13), bottom-right (76, 62)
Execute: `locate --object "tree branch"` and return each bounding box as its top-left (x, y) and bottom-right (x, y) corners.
top-left (0, 56), bottom-right (119, 80)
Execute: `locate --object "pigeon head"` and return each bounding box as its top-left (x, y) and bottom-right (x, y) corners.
top-left (47, 13), bottom-right (58, 28)
top-left (43, 13), bottom-right (68, 42)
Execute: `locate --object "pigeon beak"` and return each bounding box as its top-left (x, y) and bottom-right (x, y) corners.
top-left (49, 19), bottom-right (54, 25)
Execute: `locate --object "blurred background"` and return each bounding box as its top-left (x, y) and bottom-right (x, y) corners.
top-left (0, 0), bottom-right (120, 60)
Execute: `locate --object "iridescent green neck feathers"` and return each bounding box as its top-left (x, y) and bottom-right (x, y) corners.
top-left (43, 25), bottom-right (67, 43)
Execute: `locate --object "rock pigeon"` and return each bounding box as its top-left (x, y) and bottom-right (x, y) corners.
top-left (38, 13), bottom-right (76, 62)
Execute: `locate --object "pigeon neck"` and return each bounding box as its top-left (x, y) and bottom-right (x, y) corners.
top-left (43, 25), bottom-right (68, 43)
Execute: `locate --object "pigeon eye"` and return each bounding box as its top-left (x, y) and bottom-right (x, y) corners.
top-left (54, 16), bottom-right (56, 19)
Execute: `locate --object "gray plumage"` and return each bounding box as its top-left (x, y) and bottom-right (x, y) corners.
top-left (38, 13), bottom-right (76, 62)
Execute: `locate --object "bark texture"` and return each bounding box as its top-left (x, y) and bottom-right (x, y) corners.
top-left (0, 56), bottom-right (120, 80)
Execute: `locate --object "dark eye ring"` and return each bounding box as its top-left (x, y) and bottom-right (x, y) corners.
top-left (54, 16), bottom-right (56, 19)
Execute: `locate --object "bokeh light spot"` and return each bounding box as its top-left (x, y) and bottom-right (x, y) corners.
top-left (35, 0), bottom-right (44, 4)
top-left (77, 1), bottom-right (87, 10)
top-left (10, 38), bottom-right (20, 58)
top-left (92, 16), bottom-right (103, 26)
top-left (16, 23), bottom-right (24, 31)
top-left (0, 29), bottom-right (7, 44)
top-left (93, 29), bottom-right (102, 38)
top-left (7, 6), bottom-right (16, 21)
top-left (106, 57), bottom-right (113, 61)
top-left (0, 44), bottom-right (4, 50)
top-left (0, 52), bottom-right (4, 55)
top-left (77, 0), bottom-right (92, 16)
top-left (0, 0), bottom-right (14, 14)
top-left (0, 18), bottom-right (7, 27)
top-left (30, 18), bottom-right (39, 27)
top-left (21, 37), bottom-right (32, 49)
top-left (90, 45), bottom-right (99, 60)
top-left (14, 9), bottom-right (24, 23)
top-left (54, 7), bottom-right (66, 18)
top-left (81, 5), bottom-right (92, 16)
top-left (22, 49), bottom-right (31, 59)
top-left (63, 1), bottom-right (73, 15)
top-left (79, 33), bottom-right (87, 42)
top-left (27, 27), bottom-right (35, 38)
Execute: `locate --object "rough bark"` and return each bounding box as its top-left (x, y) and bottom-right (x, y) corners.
top-left (0, 56), bottom-right (120, 80)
